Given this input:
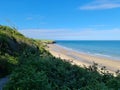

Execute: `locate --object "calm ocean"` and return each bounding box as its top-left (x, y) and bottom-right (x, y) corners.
top-left (56, 40), bottom-right (120, 60)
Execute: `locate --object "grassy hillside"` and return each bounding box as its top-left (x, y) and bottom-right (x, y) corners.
top-left (0, 25), bottom-right (120, 90)
top-left (0, 25), bottom-right (47, 77)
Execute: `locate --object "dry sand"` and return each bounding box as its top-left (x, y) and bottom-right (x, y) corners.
top-left (46, 44), bottom-right (120, 74)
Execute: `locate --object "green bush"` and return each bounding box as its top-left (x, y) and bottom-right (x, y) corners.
top-left (4, 55), bottom-right (120, 90)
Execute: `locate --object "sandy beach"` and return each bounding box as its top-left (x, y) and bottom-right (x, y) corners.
top-left (47, 44), bottom-right (120, 74)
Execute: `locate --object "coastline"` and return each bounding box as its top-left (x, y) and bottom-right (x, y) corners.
top-left (47, 44), bottom-right (120, 74)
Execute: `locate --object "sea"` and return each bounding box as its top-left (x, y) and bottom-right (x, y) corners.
top-left (56, 40), bottom-right (120, 60)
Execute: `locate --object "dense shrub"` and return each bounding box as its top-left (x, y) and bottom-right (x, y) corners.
top-left (4, 55), bottom-right (120, 90)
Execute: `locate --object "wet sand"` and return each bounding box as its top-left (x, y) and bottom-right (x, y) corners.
top-left (47, 44), bottom-right (120, 74)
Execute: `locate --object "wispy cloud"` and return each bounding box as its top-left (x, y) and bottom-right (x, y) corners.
top-left (79, 0), bottom-right (120, 10)
top-left (26, 17), bottom-right (33, 20)
top-left (19, 28), bottom-right (120, 40)
top-left (26, 15), bottom-right (45, 20)
top-left (39, 22), bottom-right (47, 25)
top-left (25, 15), bottom-right (47, 25)
top-left (88, 24), bottom-right (110, 27)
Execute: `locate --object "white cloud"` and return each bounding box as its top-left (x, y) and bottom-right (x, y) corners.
top-left (88, 24), bottom-right (110, 27)
top-left (26, 15), bottom-right (45, 20)
top-left (79, 0), bottom-right (120, 10)
top-left (19, 28), bottom-right (120, 40)
top-left (39, 22), bottom-right (47, 25)
top-left (26, 17), bottom-right (33, 20)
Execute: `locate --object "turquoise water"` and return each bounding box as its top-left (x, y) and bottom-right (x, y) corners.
top-left (56, 40), bottom-right (120, 60)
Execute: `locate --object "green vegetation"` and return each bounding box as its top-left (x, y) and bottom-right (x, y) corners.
top-left (40, 40), bottom-right (56, 44)
top-left (0, 25), bottom-right (120, 90)
top-left (0, 25), bottom-right (43, 78)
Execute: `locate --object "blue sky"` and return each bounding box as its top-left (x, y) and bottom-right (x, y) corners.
top-left (0, 0), bottom-right (120, 40)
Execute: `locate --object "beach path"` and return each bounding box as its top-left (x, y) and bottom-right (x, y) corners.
top-left (0, 76), bottom-right (9, 90)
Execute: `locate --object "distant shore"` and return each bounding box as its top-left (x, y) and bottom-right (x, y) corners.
top-left (47, 44), bottom-right (120, 74)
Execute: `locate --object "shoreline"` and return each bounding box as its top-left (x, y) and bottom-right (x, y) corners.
top-left (47, 44), bottom-right (120, 74)
top-left (55, 44), bottom-right (120, 61)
